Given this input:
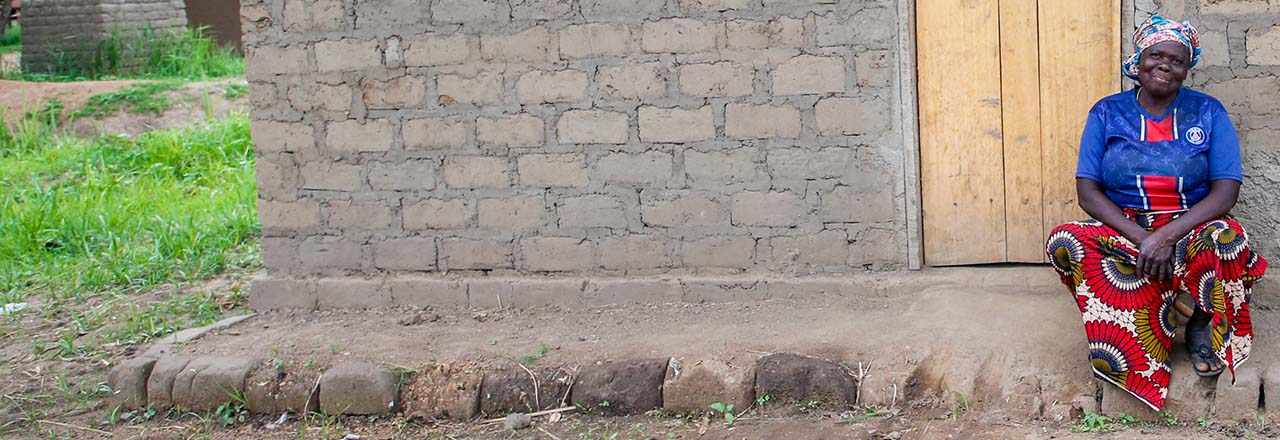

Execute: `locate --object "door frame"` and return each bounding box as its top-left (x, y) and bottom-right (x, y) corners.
top-left (899, 0), bottom-right (1138, 269)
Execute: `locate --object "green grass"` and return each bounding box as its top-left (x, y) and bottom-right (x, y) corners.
top-left (2, 26), bottom-right (242, 81)
top-left (71, 81), bottom-right (182, 119)
top-left (0, 23), bottom-right (18, 54)
top-left (0, 112), bottom-right (260, 302)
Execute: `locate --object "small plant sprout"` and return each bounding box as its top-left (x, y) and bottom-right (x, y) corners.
top-left (708, 402), bottom-right (735, 426)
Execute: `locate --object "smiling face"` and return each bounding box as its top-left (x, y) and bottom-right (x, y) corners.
top-left (1136, 40), bottom-right (1190, 98)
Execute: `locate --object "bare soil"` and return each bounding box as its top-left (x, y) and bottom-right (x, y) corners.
top-left (0, 78), bottom-right (248, 137)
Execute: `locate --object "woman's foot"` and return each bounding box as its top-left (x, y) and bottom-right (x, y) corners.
top-left (1186, 309), bottom-right (1224, 376)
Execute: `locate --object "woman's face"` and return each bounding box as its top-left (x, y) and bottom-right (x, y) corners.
top-left (1137, 40), bottom-right (1190, 97)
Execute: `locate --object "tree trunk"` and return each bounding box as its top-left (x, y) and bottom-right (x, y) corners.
top-left (0, 3), bottom-right (13, 37)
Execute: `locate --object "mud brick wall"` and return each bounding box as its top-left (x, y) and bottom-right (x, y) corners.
top-left (1138, 0), bottom-right (1280, 260)
top-left (243, 0), bottom-right (912, 309)
top-left (20, 0), bottom-right (189, 73)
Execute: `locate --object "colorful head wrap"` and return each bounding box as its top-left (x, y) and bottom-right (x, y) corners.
top-left (1122, 15), bottom-right (1201, 81)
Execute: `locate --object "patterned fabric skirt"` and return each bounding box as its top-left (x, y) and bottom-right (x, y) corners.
top-left (1046, 209), bottom-right (1268, 410)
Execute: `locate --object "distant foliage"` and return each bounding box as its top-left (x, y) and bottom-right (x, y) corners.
top-left (5, 26), bottom-right (243, 81)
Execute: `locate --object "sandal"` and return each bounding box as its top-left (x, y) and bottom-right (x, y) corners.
top-left (1186, 326), bottom-right (1224, 377)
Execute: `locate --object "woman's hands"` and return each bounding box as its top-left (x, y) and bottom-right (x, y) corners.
top-left (1137, 229), bottom-right (1177, 281)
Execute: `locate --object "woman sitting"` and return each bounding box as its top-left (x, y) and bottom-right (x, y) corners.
top-left (1046, 16), bottom-right (1268, 411)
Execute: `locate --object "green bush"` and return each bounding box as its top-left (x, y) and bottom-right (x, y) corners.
top-left (0, 22), bottom-right (19, 54)
top-left (0, 113), bottom-right (260, 301)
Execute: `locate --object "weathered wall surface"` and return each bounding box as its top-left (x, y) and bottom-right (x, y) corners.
top-left (243, 0), bottom-right (910, 309)
top-left (20, 0), bottom-right (188, 73)
top-left (1139, 0), bottom-right (1280, 261)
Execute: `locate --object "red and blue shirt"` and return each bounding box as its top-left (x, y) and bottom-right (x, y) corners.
top-left (1076, 88), bottom-right (1242, 211)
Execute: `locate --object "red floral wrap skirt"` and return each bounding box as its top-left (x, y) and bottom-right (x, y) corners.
top-left (1046, 209), bottom-right (1267, 410)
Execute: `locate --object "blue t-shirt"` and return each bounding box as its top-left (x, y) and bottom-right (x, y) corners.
top-left (1076, 88), bottom-right (1242, 211)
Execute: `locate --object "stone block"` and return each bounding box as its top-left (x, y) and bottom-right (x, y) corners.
top-left (467, 278), bottom-right (585, 308)
top-left (245, 45), bottom-right (309, 78)
top-left (244, 360), bottom-right (320, 414)
top-left (820, 184), bottom-right (895, 223)
top-left (683, 280), bottom-right (767, 303)
top-left (773, 55), bottom-right (845, 95)
top-left (404, 198), bottom-right (471, 230)
top-left (681, 236), bottom-right (755, 268)
top-left (558, 110), bottom-right (629, 145)
top-left (679, 62), bottom-right (753, 97)
top-left (730, 191), bottom-right (809, 227)
top-left (849, 228), bottom-right (901, 265)
top-left (663, 357), bottom-right (754, 414)
top-left (287, 81), bottom-right (352, 113)
top-left (388, 278), bottom-right (468, 307)
top-left (373, 238), bottom-right (437, 271)
top-left (368, 160), bottom-right (436, 191)
top-left (433, 0), bottom-right (509, 24)
top-left (512, 0), bottom-right (574, 19)
top-left (582, 0), bottom-right (665, 19)
top-left (521, 237), bottom-right (593, 272)
top-left (816, 96), bottom-right (890, 136)
top-left (597, 63), bottom-right (667, 100)
top-left (260, 238), bottom-right (300, 273)
top-left (726, 17), bottom-right (803, 49)
top-left (583, 279), bottom-right (684, 305)
top-left (404, 34), bottom-right (470, 66)
top-left (444, 156), bottom-right (511, 188)
top-left (1099, 380), bottom-right (1161, 422)
top-left (641, 191), bottom-right (724, 227)
top-left (318, 279), bottom-right (392, 309)
top-left (283, 0), bottom-right (346, 32)
top-left (518, 154), bottom-right (589, 187)
top-left (516, 70), bottom-right (590, 104)
top-left (478, 195), bottom-right (546, 230)
top-left (1161, 348), bottom-right (1216, 420)
top-left (478, 114), bottom-right (545, 148)
top-left (107, 357), bottom-right (157, 410)
top-left (404, 118), bottom-right (467, 150)
top-left (1247, 26), bottom-right (1280, 66)
top-left (642, 18), bottom-right (717, 54)
top-left (685, 149), bottom-right (760, 188)
top-left (766, 147), bottom-right (853, 180)
top-left (437, 72), bottom-right (504, 105)
top-left (561, 23), bottom-right (633, 59)
top-left (355, 0), bottom-right (429, 29)
top-left (147, 356), bottom-right (191, 409)
top-left (300, 161), bottom-right (362, 191)
top-left (440, 238), bottom-right (513, 270)
top-left (558, 194), bottom-right (628, 229)
top-left (171, 356), bottom-right (260, 412)
top-left (326, 119), bottom-right (394, 153)
top-left (725, 103), bottom-right (801, 139)
top-left (258, 200), bottom-right (323, 230)
top-left (771, 230), bottom-right (849, 266)
top-left (320, 362), bottom-right (400, 415)
top-left (680, 0), bottom-right (752, 12)
top-left (594, 151), bottom-right (673, 185)
top-left (325, 199), bottom-right (397, 230)
top-left (251, 120), bottom-right (314, 153)
top-left (638, 106), bottom-right (715, 143)
top-left (816, 9), bottom-right (895, 47)
top-left (755, 353), bottom-right (856, 409)
top-left (403, 364), bottom-right (481, 419)
top-left (255, 157), bottom-right (297, 200)
top-left (598, 236), bottom-right (671, 270)
top-left (855, 50), bottom-right (894, 88)
top-left (481, 27), bottom-right (556, 62)
top-left (316, 39), bottom-right (382, 72)
top-left (363, 76), bottom-right (427, 109)
top-left (573, 359), bottom-right (668, 415)
top-left (1213, 365), bottom-right (1262, 420)
top-left (479, 364), bottom-right (574, 415)
top-left (249, 277), bottom-right (319, 310)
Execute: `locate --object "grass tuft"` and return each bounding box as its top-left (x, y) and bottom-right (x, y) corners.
top-left (71, 81), bottom-right (182, 119)
top-left (0, 112), bottom-right (260, 302)
top-left (0, 22), bottom-right (18, 54)
top-left (2, 26), bottom-right (242, 82)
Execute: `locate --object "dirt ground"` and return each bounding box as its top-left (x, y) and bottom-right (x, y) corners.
top-left (0, 77), bottom-right (248, 137)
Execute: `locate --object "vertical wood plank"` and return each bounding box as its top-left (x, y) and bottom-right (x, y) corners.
top-left (1000, 0), bottom-right (1046, 262)
top-left (917, 0), bottom-right (1007, 265)
top-left (1038, 0), bottom-right (1121, 238)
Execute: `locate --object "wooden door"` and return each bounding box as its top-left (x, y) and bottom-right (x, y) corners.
top-left (917, 0), bottom-right (1120, 266)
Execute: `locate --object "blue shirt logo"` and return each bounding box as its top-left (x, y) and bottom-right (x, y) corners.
top-left (1186, 127), bottom-right (1206, 145)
